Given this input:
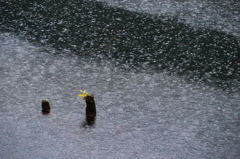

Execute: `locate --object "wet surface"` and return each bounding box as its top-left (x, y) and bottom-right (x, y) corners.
top-left (0, 0), bottom-right (240, 158)
top-left (1, 32), bottom-right (240, 159)
top-left (1, 0), bottom-right (239, 89)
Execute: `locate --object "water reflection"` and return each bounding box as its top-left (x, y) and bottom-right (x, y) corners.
top-left (42, 112), bottom-right (50, 115)
top-left (82, 116), bottom-right (96, 127)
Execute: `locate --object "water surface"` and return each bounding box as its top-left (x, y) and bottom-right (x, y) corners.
top-left (0, 0), bottom-right (240, 158)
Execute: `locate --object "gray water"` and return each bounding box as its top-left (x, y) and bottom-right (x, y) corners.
top-left (1, 33), bottom-right (239, 158)
top-left (1, 0), bottom-right (240, 159)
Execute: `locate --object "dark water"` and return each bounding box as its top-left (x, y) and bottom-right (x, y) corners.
top-left (0, 0), bottom-right (240, 158)
top-left (1, 0), bottom-right (239, 89)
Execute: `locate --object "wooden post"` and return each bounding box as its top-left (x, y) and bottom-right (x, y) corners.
top-left (42, 100), bottom-right (51, 114)
top-left (85, 95), bottom-right (96, 116)
top-left (78, 90), bottom-right (96, 125)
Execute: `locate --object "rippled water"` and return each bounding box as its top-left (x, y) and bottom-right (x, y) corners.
top-left (97, 0), bottom-right (240, 38)
top-left (0, 0), bottom-right (240, 158)
top-left (1, 0), bottom-right (239, 88)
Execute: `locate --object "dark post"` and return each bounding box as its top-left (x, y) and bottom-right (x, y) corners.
top-left (42, 100), bottom-right (51, 114)
top-left (85, 95), bottom-right (96, 116)
top-left (78, 90), bottom-right (96, 125)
